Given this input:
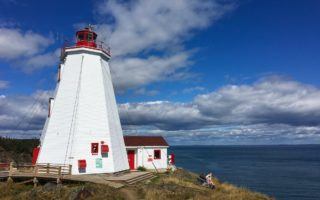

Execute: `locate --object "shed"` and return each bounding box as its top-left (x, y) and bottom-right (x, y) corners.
top-left (124, 136), bottom-right (169, 171)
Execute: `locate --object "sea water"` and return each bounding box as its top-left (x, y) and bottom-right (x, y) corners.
top-left (170, 145), bottom-right (320, 200)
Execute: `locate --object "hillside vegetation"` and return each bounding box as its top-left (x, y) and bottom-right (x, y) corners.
top-left (0, 137), bottom-right (38, 164)
top-left (0, 138), bottom-right (273, 200)
top-left (0, 169), bottom-right (273, 200)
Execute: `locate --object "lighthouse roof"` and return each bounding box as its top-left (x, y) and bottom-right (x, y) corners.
top-left (124, 136), bottom-right (169, 147)
top-left (61, 26), bottom-right (111, 60)
top-left (76, 26), bottom-right (98, 48)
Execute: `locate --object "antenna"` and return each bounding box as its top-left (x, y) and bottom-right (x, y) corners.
top-left (88, 24), bottom-right (94, 31)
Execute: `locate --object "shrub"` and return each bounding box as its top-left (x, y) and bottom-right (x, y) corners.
top-left (137, 166), bottom-right (147, 171)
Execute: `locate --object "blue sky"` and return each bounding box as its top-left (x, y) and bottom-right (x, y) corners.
top-left (0, 0), bottom-right (320, 144)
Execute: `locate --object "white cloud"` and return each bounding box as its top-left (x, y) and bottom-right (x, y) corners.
top-left (0, 27), bottom-right (58, 72)
top-left (119, 75), bottom-right (320, 144)
top-left (94, 0), bottom-right (234, 91)
top-left (96, 0), bottom-right (232, 57)
top-left (119, 76), bottom-right (320, 131)
top-left (110, 52), bottom-right (191, 91)
top-left (119, 101), bottom-right (209, 130)
top-left (0, 28), bottom-right (52, 60)
top-left (134, 88), bottom-right (159, 96)
top-left (136, 124), bottom-right (320, 145)
top-left (195, 76), bottom-right (320, 126)
top-left (1, 76), bottom-right (320, 144)
top-left (182, 86), bottom-right (205, 94)
top-left (19, 49), bottom-right (60, 73)
top-left (0, 80), bottom-right (9, 89)
top-left (0, 90), bottom-right (53, 138)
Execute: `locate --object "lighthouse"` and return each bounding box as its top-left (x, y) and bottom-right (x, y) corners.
top-left (36, 27), bottom-right (129, 174)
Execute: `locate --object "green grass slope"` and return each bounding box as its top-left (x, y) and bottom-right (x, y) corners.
top-left (0, 138), bottom-right (273, 200)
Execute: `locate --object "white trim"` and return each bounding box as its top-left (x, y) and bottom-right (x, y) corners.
top-left (65, 47), bottom-right (110, 60)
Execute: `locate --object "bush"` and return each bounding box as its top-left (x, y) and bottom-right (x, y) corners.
top-left (0, 137), bottom-right (39, 154)
top-left (0, 137), bottom-right (39, 163)
top-left (137, 166), bottom-right (147, 171)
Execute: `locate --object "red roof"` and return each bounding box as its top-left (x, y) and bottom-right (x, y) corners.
top-left (123, 136), bottom-right (169, 147)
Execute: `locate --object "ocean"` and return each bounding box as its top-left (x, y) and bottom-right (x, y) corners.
top-left (170, 145), bottom-right (320, 200)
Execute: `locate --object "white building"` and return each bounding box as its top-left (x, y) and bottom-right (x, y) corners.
top-left (124, 136), bottom-right (169, 171)
top-left (35, 27), bottom-right (129, 175)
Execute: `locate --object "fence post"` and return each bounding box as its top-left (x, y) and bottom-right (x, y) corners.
top-left (46, 163), bottom-right (49, 174)
top-left (69, 165), bottom-right (72, 175)
top-left (57, 166), bottom-right (62, 185)
top-left (34, 165), bottom-right (38, 176)
top-left (33, 177), bottom-right (38, 188)
top-left (8, 162), bottom-right (13, 176)
top-left (7, 162), bottom-right (14, 183)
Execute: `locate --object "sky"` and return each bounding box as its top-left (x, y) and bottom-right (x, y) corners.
top-left (0, 0), bottom-right (320, 145)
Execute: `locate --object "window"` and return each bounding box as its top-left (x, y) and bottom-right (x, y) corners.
top-left (88, 33), bottom-right (93, 41)
top-left (93, 35), bottom-right (97, 43)
top-left (78, 33), bottom-right (84, 41)
top-left (91, 143), bottom-right (99, 155)
top-left (57, 65), bottom-right (61, 82)
top-left (154, 150), bottom-right (161, 159)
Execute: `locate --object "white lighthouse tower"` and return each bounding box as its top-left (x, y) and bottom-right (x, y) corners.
top-left (36, 27), bottom-right (129, 174)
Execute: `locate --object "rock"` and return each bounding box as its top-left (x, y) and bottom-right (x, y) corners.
top-left (43, 182), bottom-right (57, 192)
top-left (161, 183), bottom-right (178, 191)
top-left (74, 188), bottom-right (93, 200)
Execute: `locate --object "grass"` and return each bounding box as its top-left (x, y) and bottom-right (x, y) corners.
top-left (0, 182), bottom-right (124, 200)
top-left (135, 169), bottom-right (273, 200)
top-left (0, 169), bottom-right (274, 200)
top-left (0, 137), bottom-right (273, 200)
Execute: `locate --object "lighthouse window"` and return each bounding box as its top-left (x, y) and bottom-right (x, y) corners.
top-left (154, 150), bottom-right (161, 159)
top-left (91, 143), bottom-right (99, 155)
top-left (78, 33), bottom-right (84, 41)
top-left (88, 33), bottom-right (93, 41)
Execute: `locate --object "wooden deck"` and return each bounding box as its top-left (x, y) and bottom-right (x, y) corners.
top-left (0, 163), bottom-right (155, 188)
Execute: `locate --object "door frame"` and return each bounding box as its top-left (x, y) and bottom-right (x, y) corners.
top-left (127, 149), bottom-right (136, 170)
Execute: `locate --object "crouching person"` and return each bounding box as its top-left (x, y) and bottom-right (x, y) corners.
top-left (198, 172), bottom-right (216, 190)
top-left (205, 173), bottom-right (216, 190)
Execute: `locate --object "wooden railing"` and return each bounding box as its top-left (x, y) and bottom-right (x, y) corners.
top-left (7, 162), bottom-right (72, 177)
top-left (36, 163), bottom-right (72, 175)
top-left (0, 163), bottom-right (9, 171)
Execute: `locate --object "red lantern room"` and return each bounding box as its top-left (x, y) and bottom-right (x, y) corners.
top-left (76, 27), bottom-right (97, 48)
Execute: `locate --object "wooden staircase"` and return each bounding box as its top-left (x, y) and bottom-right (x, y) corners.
top-left (125, 172), bottom-right (156, 185)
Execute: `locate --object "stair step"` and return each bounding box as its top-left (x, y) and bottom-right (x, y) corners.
top-left (127, 178), bottom-right (152, 184)
top-left (126, 174), bottom-right (153, 182)
top-left (127, 175), bottom-right (156, 185)
top-left (125, 173), bottom-right (153, 182)
top-left (126, 174), bottom-right (156, 184)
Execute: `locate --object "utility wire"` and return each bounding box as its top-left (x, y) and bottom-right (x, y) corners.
top-left (13, 91), bottom-right (46, 133)
top-left (63, 56), bottom-right (84, 166)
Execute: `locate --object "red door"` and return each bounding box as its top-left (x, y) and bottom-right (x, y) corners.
top-left (127, 150), bottom-right (135, 170)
